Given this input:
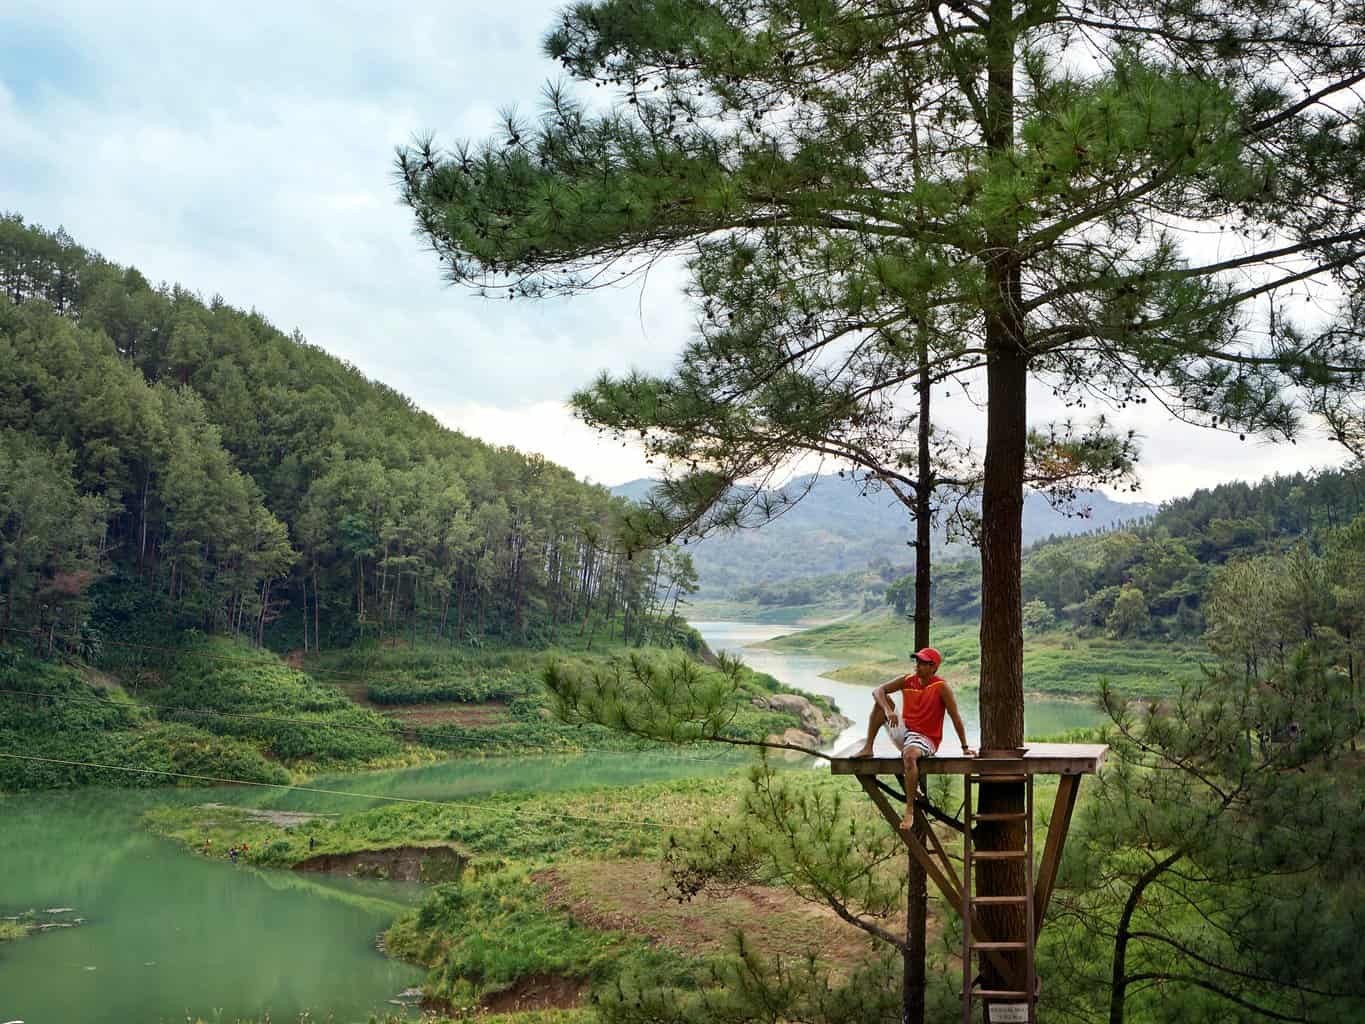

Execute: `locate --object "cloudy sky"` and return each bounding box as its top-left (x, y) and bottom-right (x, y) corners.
top-left (2, 1), bottom-right (1351, 502)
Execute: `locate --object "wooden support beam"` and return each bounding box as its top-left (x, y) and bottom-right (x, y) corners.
top-left (858, 776), bottom-right (963, 907)
top-left (1033, 774), bottom-right (1081, 937)
top-left (856, 776), bottom-right (1011, 980)
top-left (916, 802), bottom-right (959, 899)
top-left (831, 744), bottom-right (1108, 778)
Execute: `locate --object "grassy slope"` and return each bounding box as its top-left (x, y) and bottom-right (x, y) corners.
top-left (768, 610), bottom-right (1208, 697)
top-left (0, 648), bottom-right (291, 791)
top-left (304, 640), bottom-right (846, 757)
top-left (152, 752), bottom-right (1105, 1021)
top-left (684, 598), bottom-right (857, 626)
top-left (3, 634), bottom-right (835, 792)
top-left (149, 768), bottom-right (916, 1013)
top-left (148, 776), bottom-right (741, 1009)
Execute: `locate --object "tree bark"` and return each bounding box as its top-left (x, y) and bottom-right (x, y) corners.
top-left (976, 0), bottom-right (1029, 1004)
top-left (904, 329), bottom-right (934, 1024)
top-left (1109, 851), bottom-right (1184, 1024)
top-left (313, 567), bottom-right (321, 652)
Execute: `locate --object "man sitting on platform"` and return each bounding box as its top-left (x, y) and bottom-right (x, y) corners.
top-left (854, 646), bottom-right (974, 828)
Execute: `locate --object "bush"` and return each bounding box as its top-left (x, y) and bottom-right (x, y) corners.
top-left (149, 638), bottom-right (402, 765)
top-left (0, 651), bottom-right (287, 791)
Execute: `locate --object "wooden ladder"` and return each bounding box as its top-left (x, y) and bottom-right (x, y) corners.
top-left (961, 766), bottom-right (1037, 1024)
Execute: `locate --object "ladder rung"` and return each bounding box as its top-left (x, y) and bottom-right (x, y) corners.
top-left (970, 941), bottom-right (1030, 951)
top-left (971, 989), bottom-right (1032, 999)
top-left (973, 849), bottom-right (1028, 859)
top-left (971, 895), bottom-right (1029, 904)
top-left (970, 774), bottom-right (1027, 782)
top-left (974, 811), bottom-right (1028, 821)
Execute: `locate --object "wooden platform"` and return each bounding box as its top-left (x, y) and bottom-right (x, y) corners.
top-left (830, 742), bottom-right (1108, 777)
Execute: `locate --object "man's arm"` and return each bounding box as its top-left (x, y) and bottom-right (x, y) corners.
top-left (940, 683), bottom-right (975, 756)
top-left (874, 676), bottom-right (904, 718)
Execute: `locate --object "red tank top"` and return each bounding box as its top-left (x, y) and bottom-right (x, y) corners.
top-left (898, 675), bottom-right (946, 748)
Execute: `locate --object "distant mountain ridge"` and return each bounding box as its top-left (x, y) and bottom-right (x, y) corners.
top-left (611, 474), bottom-right (1156, 595)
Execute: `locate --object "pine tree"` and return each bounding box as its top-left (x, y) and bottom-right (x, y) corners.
top-left (399, 0), bottom-right (1365, 1002)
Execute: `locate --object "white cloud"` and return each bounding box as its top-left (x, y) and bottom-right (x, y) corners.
top-left (1, 1), bottom-right (1355, 509)
top-left (436, 400), bottom-right (654, 486)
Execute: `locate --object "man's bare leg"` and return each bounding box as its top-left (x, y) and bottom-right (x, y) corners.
top-left (900, 747), bottom-right (923, 829)
top-left (854, 701), bottom-right (887, 757)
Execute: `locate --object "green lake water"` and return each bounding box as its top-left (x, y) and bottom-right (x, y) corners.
top-left (0, 753), bottom-right (737, 1024)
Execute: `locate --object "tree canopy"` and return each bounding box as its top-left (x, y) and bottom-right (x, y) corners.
top-left (0, 215), bottom-right (695, 654)
top-left (400, 3), bottom-right (1365, 1000)
top-left (399, 0), bottom-right (1365, 757)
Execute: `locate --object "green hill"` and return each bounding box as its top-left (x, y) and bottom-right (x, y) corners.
top-left (0, 214), bottom-right (680, 655)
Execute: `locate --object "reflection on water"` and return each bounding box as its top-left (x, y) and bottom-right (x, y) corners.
top-left (0, 786), bottom-right (422, 1024)
top-left (0, 752), bottom-right (735, 1024)
top-left (692, 621), bottom-right (1104, 755)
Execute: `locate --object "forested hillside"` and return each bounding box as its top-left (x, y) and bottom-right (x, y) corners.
top-left (717, 464), bottom-right (1365, 630)
top-left (613, 475), bottom-right (1154, 596)
top-left (885, 464), bottom-right (1365, 637)
top-left (0, 215), bottom-right (694, 655)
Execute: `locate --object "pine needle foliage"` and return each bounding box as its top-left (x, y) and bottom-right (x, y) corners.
top-left (401, 0), bottom-right (1365, 1009)
top-left (398, 0), bottom-right (1365, 736)
top-left (1047, 657), bottom-right (1365, 1023)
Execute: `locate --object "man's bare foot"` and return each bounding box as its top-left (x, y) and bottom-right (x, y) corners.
top-left (852, 746), bottom-right (875, 758)
top-left (899, 816), bottom-right (913, 832)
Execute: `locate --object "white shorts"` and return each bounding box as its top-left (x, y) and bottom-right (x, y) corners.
top-left (884, 721), bottom-right (937, 757)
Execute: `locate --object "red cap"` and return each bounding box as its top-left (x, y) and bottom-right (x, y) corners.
top-left (913, 647), bottom-right (942, 669)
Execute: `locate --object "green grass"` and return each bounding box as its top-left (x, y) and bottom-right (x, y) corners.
top-left (770, 610), bottom-right (1207, 697)
top-left (4, 633), bottom-right (836, 790)
top-left (149, 638), bottom-right (405, 766)
top-left (685, 598), bottom-right (856, 625)
top-left (190, 1014), bottom-right (594, 1024)
top-left (385, 864), bottom-right (697, 1010)
top-left (308, 644), bottom-right (547, 705)
top-left (146, 771), bottom-right (757, 869)
top-left (151, 768), bottom-right (901, 1017)
top-left (311, 641), bottom-right (842, 757)
top-left (0, 648), bottom-right (290, 791)
top-left (0, 918), bottom-right (33, 942)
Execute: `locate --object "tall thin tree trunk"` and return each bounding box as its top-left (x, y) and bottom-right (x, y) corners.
top-left (313, 567), bottom-right (321, 653)
top-left (257, 577), bottom-right (271, 647)
top-left (904, 329), bottom-right (934, 1024)
top-left (456, 570), bottom-right (467, 642)
top-left (139, 476), bottom-right (150, 571)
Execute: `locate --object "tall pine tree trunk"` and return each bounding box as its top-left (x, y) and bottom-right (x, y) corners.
top-left (976, 0), bottom-right (1029, 1003)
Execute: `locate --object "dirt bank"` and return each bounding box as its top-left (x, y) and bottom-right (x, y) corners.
top-left (479, 973), bottom-right (586, 1014)
top-left (293, 844), bottom-right (467, 883)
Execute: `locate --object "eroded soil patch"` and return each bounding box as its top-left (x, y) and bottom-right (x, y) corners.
top-left (478, 972), bottom-right (587, 1014)
top-left (382, 701), bottom-right (511, 728)
top-left (294, 844), bottom-right (467, 883)
top-left (537, 860), bottom-right (916, 971)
